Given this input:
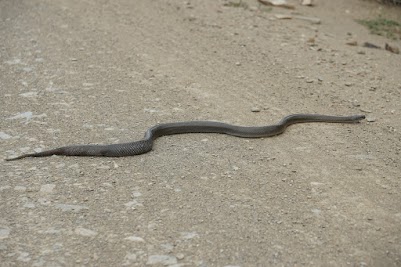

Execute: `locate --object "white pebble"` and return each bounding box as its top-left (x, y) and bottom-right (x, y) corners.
top-left (176, 253), bottom-right (185, 260)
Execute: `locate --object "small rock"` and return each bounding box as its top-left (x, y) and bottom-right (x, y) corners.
top-left (176, 253), bottom-right (185, 260)
top-left (385, 43), bottom-right (400, 54)
top-left (366, 117), bottom-right (376, 122)
top-left (251, 107), bottom-right (261, 112)
top-left (275, 14), bottom-right (292, 20)
top-left (359, 108), bottom-right (372, 113)
top-left (258, 0), bottom-right (295, 9)
top-left (301, 0), bottom-right (314, 6)
top-left (307, 37), bottom-right (315, 44)
top-left (235, 62), bottom-right (241, 66)
top-left (345, 82), bottom-right (353, 87)
top-left (357, 50), bottom-right (366, 55)
top-left (346, 40), bottom-right (358, 46)
top-left (306, 79), bottom-right (314, 83)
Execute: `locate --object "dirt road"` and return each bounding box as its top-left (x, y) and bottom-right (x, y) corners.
top-left (1, 0), bottom-right (400, 266)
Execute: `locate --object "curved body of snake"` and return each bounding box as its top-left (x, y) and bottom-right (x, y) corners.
top-left (5, 114), bottom-right (365, 161)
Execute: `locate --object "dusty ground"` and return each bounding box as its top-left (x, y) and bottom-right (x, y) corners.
top-left (1, 0), bottom-right (400, 266)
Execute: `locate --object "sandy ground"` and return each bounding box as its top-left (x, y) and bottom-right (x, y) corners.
top-left (1, 0), bottom-right (400, 266)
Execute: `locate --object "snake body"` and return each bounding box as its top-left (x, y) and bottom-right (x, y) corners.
top-left (5, 114), bottom-right (365, 161)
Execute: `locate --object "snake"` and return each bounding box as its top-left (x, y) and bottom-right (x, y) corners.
top-left (5, 114), bottom-right (365, 161)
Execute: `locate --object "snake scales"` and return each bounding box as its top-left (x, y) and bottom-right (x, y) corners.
top-left (5, 114), bottom-right (365, 161)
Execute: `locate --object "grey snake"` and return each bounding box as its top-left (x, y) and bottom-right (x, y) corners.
top-left (5, 114), bottom-right (365, 161)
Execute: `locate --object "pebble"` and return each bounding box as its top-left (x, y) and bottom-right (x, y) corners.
top-left (385, 43), bottom-right (400, 54)
top-left (366, 117), bottom-right (376, 122)
top-left (345, 82), bottom-right (353, 87)
top-left (176, 253), bottom-right (185, 260)
top-left (360, 108), bottom-right (372, 113)
top-left (301, 0), bottom-right (313, 6)
top-left (357, 50), bottom-right (366, 55)
top-left (346, 40), bottom-right (358, 46)
top-left (251, 107), bottom-right (261, 112)
top-left (306, 79), bottom-right (314, 83)
top-left (235, 62), bottom-right (241, 66)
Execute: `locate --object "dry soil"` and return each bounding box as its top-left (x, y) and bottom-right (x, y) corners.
top-left (1, 0), bottom-right (401, 266)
